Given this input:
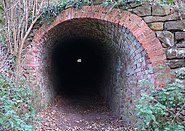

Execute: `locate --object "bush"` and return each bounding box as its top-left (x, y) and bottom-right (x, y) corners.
top-left (135, 82), bottom-right (185, 131)
top-left (0, 74), bottom-right (39, 131)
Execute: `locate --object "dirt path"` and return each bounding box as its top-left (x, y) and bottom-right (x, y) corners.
top-left (36, 95), bottom-right (132, 131)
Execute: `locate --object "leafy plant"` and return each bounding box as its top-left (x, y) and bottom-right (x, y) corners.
top-left (40, 0), bottom-right (90, 24)
top-left (135, 82), bottom-right (185, 130)
top-left (0, 74), bottom-right (39, 131)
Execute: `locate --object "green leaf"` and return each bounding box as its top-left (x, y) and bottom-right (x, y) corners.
top-left (0, 118), bottom-right (3, 123)
top-left (154, 128), bottom-right (159, 131)
top-left (150, 114), bottom-right (156, 122)
top-left (0, 79), bottom-right (5, 84)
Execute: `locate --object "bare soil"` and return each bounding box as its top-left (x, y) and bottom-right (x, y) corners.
top-left (36, 94), bottom-right (132, 131)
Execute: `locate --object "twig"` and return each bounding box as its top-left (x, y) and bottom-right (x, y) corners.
top-left (171, 103), bottom-right (185, 125)
top-left (4, 1), bottom-right (19, 11)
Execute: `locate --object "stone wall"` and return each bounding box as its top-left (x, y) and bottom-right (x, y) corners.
top-left (129, 2), bottom-right (185, 84)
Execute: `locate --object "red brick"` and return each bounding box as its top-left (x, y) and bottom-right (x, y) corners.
top-left (115, 11), bottom-right (125, 23)
top-left (145, 43), bottom-right (161, 52)
top-left (133, 24), bottom-right (148, 38)
top-left (112, 12), bottom-right (122, 24)
top-left (104, 9), bottom-right (119, 22)
top-left (87, 6), bottom-right (95, 18)
top-left (52, 18), bottom-right (60, 27)
top-left (136, 20), bottom-right (146, 28)
top-left (59, 10), bottom-right (67, 22)
top-left (139, 33), bottom-right (156, 47)
top-left (64, 9), bottom-right (70, 20)
top-left (77, 9), bottom-right (83, 18)
top-left (112, 9), bottom-right (122, 24)
top-left (94, 12), bottom-right (102, 20)
top-left (110, 9), bottom-right (121, 22)
top-left (80, 7), bottom-right (87, 18)
top-left (130, 24), bottom-right (140, 33)
top-left (155, 71), bottom-right (173, 82)
top-left (139, 38), bottom-right (152, 48)
top-left (36, 28), bottom-right (45, 37)
top-left (68, 8), bottom-right (75, 19)
top-left (32, 38), bottom-right (39, 45)
top-left (150, 54), bottom-right (166, 62)
top-left (65, 8), bottom-right (73, 20)
top-left (118, 11), bottom-right (131, 26)
top-left (39, 23), bottom-right (48, 32)
top-left (125, 21), bottom-right (136, 31)
top-left (33, 33), bottom-right (42, 40)
top-left (71, 8), bottom-right (79, 19)
top-left (143, 28), bottom-right (154, 37)
top-left (154, 78), bottom-right (166, 89)
top-left (32, 47), bottom-right (38, 54)
top-left (38, 37), bottom-right (45, 44)
top-left (129, 14), bottom-right (142, 22)
top-left (153, 66), bottom-right (168, 73)
top-left (151, 60), bottom-right (166, 67)
top-left (145, 39), bottom-right (162, 52)
top-left (99, 7), bottom-right (109, 19)
top-left (147, 49), bottom-right (164, 58)
top-left (91, 5), bottom-right (101, 18)
top-left (104, 13), bottom-right (112, 21)
top-left (82, 9), bottom-right (89, 18)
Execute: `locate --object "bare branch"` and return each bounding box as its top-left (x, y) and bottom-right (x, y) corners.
top-left (1, 0), bottom-right (45, 74)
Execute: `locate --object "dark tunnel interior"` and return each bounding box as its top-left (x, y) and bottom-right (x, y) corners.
top-left (51, 37), bottom-right (109, 98)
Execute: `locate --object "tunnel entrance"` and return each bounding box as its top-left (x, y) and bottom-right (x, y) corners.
top-left (26, 5), bottom-right (171, 129)
top-left (51, 37), bottom-right (108, 97)
top-left (27, 16), bottom-right (160, 125)
top-left (38, 18), bottom-right (153, 119)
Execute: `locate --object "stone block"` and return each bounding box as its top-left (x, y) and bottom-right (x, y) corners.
top-left (165, 20), bottom-right (185, 31)
top-left (156, 31), bottom-right (174, 47)
top-left (149, 22), bottom-right (164, 31)
top-left (152, 5), bottom-right (171, 16)
top-left (167, 59), bottom-right (185, 69)
top-left (176, 41), bottom-right (185, 48)
top-left (128, 2), bottom-right (142, 8)
top-left (175, 32), bottom-right (185, 40)
top-left (166, 48), bottom-right (185, 59)
top-left (132, 5), bottom-right (151, 16)
top-left (143, 14), bottom-right (180, 23)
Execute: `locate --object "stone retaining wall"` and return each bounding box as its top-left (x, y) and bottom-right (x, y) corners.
top-left (128, 2), bottom-right (185, 83)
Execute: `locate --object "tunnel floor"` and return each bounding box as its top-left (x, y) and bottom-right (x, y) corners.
top-left (36, 95), bottom-right (127, 130)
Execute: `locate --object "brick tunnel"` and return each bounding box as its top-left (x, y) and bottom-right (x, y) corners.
top-left (25, 6), bottom-right (171, 122)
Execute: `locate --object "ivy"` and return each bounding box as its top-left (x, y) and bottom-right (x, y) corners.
top-left (0, 74), bottom-right (39, 131)
top-left (135, 82), bottom-right (185, 130)
top-left (39, 0), bottom-right (89, 24)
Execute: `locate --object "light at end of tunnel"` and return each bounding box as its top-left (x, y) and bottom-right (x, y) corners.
top-left (77, 59), bottom-right (82, 63)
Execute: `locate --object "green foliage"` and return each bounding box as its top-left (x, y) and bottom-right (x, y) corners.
top-left (156, 0), bottom-right (174, 5)
top-left (0, 35), bottom-right (4, 43)
top-left (135, 82), bottom-right (185, 130)
top-left (41, 3), bottom-right (65, 21)
top-left (174, 68), bottom-right (185, 80)
top-left (40, 0), bottom-right (89, 24)
top-left (0, 74), bottom-right (39, 131)
top-left (37, 0), bottom-right (184, 25)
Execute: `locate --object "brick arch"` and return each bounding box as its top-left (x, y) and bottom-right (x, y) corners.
top-left (32, 5), bottom-right (170, 87)
top-left (27, 5), bottom-right (172, 122)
